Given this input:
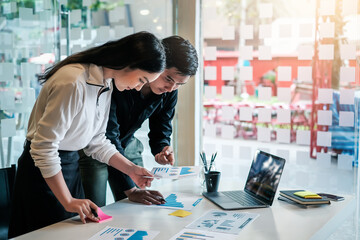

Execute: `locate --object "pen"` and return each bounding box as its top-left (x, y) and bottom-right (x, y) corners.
top-left (91, 208), bottom-right (98, 218)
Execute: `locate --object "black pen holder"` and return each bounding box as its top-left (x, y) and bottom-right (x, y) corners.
top-left (204, 171), bottom-right (221, 192)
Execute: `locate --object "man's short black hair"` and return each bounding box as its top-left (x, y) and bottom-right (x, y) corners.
top-left (162, 36), bottom-right (198, 76)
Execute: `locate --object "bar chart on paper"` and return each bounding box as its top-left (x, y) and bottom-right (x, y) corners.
top-left (186, 210), bottom-right (259, 235)
top-left (147, 193), bottom-right (203, 211)
top-left (151, 167), bottom-right (181, 179)
top-left (151, 166), bottom-right (200, 179)
top-left (88, 226), bottom-right (159, 240)
top-left (161, 193), bottom-right (184, 208)
top-left (169, 229), bottom-right (237, 240)
top-left (179, 167), bottom-right (200, 178)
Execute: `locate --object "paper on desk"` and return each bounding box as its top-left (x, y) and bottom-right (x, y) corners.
top-left (169, 210), bottom-right (192, 218)
top-left (150, 166), bottom-right (200, 179)
top-left (186, 210), bottom-right (259, 235)
top-left (88, 226), bottom-right (159, 240)
top-left (147, 193), bottom-right (202, 211)
top-left (169, 229), bottom-right (238, 240)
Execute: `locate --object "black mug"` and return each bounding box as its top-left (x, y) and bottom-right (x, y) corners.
top-left (205, 171), bottom-right (221, 192)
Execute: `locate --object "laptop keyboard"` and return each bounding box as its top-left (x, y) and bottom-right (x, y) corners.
top-left (222, 191), bottom-right (263, 206)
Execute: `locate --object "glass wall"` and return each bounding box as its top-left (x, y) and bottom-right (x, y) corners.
top-left (0, 0), bottom-right (58, 168)
top-left (0, 0), bottom-right (173, 170)
top-left (201, 0), bottom-right (359, 238)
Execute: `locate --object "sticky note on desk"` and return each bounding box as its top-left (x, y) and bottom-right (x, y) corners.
top-left (169, 210), bottom-right (192, 218)
top-left (87, 208), bottom-right (113, 223)
top-left (294, 191), bottom-right (322, 199)
top-left (97, 208), bottom-right (113, 223)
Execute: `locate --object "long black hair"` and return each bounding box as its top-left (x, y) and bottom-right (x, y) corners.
top-left (39, 31), bottom-right (166, 83)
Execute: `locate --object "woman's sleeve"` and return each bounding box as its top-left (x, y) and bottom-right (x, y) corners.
top-left (30, 80), bottom-right (84, 178)
top-left (83, 90), bottom-right (118, 165)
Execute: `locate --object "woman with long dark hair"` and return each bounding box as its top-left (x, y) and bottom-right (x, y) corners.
top-left (8, 31), bottom-right (166, 238)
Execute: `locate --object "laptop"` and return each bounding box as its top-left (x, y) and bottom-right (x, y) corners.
top-left (203, 150), bottom-right (286, 210)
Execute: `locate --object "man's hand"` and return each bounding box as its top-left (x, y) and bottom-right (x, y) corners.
top-left (126, 188), bottom-right (166, 205)
top-left (127, 166), bottom-right (153, 189)
top-left (155, 146), bottom-right (175, 165)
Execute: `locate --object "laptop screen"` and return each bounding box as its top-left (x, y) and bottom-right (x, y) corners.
top-left (244, 150), bottom-right (285, 204)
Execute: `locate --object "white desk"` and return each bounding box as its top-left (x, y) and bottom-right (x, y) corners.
top-left (13, 178), bottom-right (355, 240)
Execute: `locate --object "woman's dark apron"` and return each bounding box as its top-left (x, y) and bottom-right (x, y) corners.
top-left (8, 141), bottom-right (84, 238)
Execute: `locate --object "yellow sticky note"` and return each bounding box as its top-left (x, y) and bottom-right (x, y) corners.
top-left (294, 191), bottom-right (322, 199)
top-left (169, 210), bottom-right (192, 218)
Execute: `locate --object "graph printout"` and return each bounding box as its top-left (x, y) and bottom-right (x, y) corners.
top-left (151, 166), bottom-right (199, 179)
top-left (169, 229), bottom-right (238, 240)
top-left (151, 167), bottom-right (180, 179)
top-left (88, 226), bottom-right (159, 240)
top-left (147, 193), bottom-right (203, 211)
top-left (186, 210), bottom-right (259, 235)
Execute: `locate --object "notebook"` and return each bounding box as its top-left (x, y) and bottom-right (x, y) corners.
top-left (203, 150), bottom-right (286, 210)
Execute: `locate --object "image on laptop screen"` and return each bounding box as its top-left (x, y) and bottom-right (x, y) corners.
top-left (244, 150), bottom-right (285, 203)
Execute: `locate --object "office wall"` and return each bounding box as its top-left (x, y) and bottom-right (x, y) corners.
top-left (200, 0), bottom-right (359, 238)
top-left (0, 0), bottom-right (173, 168)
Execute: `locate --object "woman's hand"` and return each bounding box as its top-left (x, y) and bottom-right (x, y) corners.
top-left (44, 171), bottom-right (98, 224)
top-left (64, 198), bottom-right (99, 224)
top-left (127, 166), bottom-right (154, 189)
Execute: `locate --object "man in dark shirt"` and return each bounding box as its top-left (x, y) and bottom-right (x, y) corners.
top-left (79, 36), bottom-right (198, 206)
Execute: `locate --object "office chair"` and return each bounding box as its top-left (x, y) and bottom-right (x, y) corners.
top-left (0, 164), bottom-right (16, 240)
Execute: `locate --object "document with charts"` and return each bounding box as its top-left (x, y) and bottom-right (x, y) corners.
top-left (88, 226), bottom-right (159, 240)
top-left (186, 210), bottom-right (259, 235)
top-left (146, 193), bottom-right (203, 211)
top-left (151, 166), bottom-right (199, 179)
top-left (169, 229), bottom-right (238, 240)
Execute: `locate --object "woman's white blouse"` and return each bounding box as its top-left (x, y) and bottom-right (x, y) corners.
top-left (26, 63), bottom-right (118, 178)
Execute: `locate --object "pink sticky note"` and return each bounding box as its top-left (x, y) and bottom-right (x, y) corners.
top-left (96, 208), bottom-right (113, 223)
top-left (87, 208), bottom-right (113, 223)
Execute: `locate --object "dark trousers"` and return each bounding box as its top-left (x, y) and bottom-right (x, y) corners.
top-left (79, 138), bottom-right (144, 207)
top-left (8, 141), bottom-right (84, 238)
